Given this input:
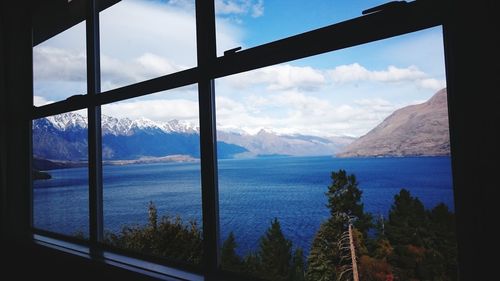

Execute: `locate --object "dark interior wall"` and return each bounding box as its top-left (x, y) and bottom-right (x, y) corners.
top-left (0, 1), bottom-right (33, 245)
top-left (1, 0), bottom-right (499, 280)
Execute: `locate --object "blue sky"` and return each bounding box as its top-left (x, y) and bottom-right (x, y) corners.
top-left (33, 0), bottom-right (446, 137)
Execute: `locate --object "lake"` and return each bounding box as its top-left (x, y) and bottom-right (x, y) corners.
top-left (33, 156), bottom-right (454, 255)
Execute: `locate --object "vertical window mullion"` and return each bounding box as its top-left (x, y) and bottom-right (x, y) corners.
top-left (195, 0), bottom-right (220, 279)
top-left (86, 0), bottom-right (103, 245)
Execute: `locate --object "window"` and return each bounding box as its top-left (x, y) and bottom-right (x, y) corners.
top-left (100, 0), bottom-right (197, 91)
top-left (31, 1), bottom-right (457, 280)
top-left (101, 86), bottom-right (203, 266)
top-left (33, 21), bottom-right (87, 106)
top-left (215, 26), bottom-right (455, 280)
top-left (32, 110), bottom-right (89, 238)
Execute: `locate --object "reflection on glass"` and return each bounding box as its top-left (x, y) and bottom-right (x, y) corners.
top-left (215, 27), bottom-right (457, 281)
top-left (99, 0), bottom-right (197, 91)
top-left (33, 22), bottom-right (87, 106)
top-left (101, 85), bottom-right (203, 266)
top-left (32, 111), bottom-right (89, 238)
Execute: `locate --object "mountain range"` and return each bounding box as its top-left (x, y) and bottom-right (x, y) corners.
top-left (32, 88), bottom-right (450, 164)
top-left (337, 88), bottom-right (450, 157)
top-left (32, 113), bottom-right (354, 163)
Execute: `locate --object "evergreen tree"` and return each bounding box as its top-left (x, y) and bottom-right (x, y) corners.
top-left (306, 170), bottom-right (372, 280)
top-left (290, 248), bottom-right (305, 281)
top-left (242, 252), bottom-right (261, 276)
top-left (105, 202), bottom-right (202, 265)
top-left (305, 221), bottom-right (338, 281)
top-left (221, 232), bottom-right (242, 272)
top-left (427, 203), bottom-right (458, 281)
top-left (325, 169), bottom-right (372, 235)
top-left (259, 218), bottom-right (292, 281)
top-left (386, 189), bottom-right (427, 247)
top-left (384, 189), bottom-right (458, 281)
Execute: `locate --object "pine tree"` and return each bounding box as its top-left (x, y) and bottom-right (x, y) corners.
top-left (325, 169), bottom-right (372, 235)
top-left (305, 221), bottom-right (338, 281)
top-left (221, 232), bottom-right (242, 272)
top-left (259, 218), bottom-right (292, 281)
top-left (306, 170), bottom-right (372, 280)
top-left (386, 189), bottom-right (427, 247)
top-left (291, 248), bottom-right (305, 281)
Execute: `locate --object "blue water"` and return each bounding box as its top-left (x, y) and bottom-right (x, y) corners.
top-left (33, 156), bottom-right (454, 255)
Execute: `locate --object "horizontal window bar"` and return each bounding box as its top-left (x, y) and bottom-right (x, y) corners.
top-left (211, 0), bottom-right (444, 78)
top-left (32, 67), bottom-right (199, 119)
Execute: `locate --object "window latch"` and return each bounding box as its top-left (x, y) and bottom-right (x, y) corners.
top-left (66, 94), bottom-right (86, 102)
top-left (224, 46), bottom-right (242, 56)
top-left (362, 1), bottom-right (408, 15)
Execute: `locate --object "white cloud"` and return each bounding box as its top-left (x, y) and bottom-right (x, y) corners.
top-left (216, 91), bottom-right (398, 137)
top-left (33, 47), bottom-right (86, 81)
top-left (215, 0), bottom-right (264, 17)
top-left (162, 0), bottom-right (264, 18)
top-left (103, 98), bottom-right (199, 125)
top-left (329, 63), bottom-right (427, 83)
top-left (101, 53), bottom-right (183, 90)
top-left (418, 78), bottom-right (446, 91)
top-left (328, 63), bottom-right (446, 92)
top-left (225, 64), bottom-right (326, 92)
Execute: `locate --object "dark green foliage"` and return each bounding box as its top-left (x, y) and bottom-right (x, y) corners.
top-left (221, 218), bottom-right (305, 281)
top-left (221, 232), bottom-right (243, 272)
top-left (259, 218), bottom-right (292, 281)
top-left (291, 248), bottom-right (305, 281)
top-left (306, 171), bottom-right (457, 281)
top-left (326, 169), bottom-right (372, 235)
top-left (305, 221), bottom-right (339, 281)
top-left (306, 169), bottom-right (373, 280)
top-left (385, 190), bottom-right (458, 281)
top-left (105, 202), bottom-right (202, 265)
top-left (386, 189), bottom-right (427, 246)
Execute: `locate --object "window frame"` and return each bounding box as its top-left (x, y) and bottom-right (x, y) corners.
top-left (30, 0), bottom-right (449, 280)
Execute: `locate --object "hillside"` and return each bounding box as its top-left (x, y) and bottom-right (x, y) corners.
top-left (337, 88), bottom-right (450, 157)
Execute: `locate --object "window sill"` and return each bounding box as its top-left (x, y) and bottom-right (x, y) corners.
top-left (33, 234), bottom-right (204, 281)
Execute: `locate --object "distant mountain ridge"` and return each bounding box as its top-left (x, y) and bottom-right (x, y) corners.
top-left (218, 130), bottom-right (355, 157)
top-left (33, 113), bottom-right (355, 162)
top-left (33, 114), bottom-right (245, 161)
top-left (337, 88), bottom-right (450, 157)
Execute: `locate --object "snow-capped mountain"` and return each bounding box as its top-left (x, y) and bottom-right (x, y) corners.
top-left (33, 112), bottom-right (243, 161)
top-left (33, 112), bottom-right (355, 162)
top-left (47, 113), bottom-right (200, 136)
top-left (45, 112), bottom-right (88, 131)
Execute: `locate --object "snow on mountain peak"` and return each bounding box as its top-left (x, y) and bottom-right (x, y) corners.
top-left (161, 119), bottom-right (199, 134)
top-left (46, 112), bottom-right (88, 130)
top-left (43, 112), bottom-right (199, 136)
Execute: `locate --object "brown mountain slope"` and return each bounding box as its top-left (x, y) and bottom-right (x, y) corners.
top-left (337, 88), bottom-right (450, 157)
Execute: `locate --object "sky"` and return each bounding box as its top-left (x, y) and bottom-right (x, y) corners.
top-left (33, 0), bottom-right (447, 137)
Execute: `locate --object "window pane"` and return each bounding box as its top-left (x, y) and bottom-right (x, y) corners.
top-left (32, 110), bottom-right (89, 238)
top-left (215, 0), bottom-right (388, 55)
top-left (101, 85), bottom-right (203, 266)
top-left (33, 22), bottom-right (87, 106)
top-left (215, 27), bottom-right (457, 280)
top-left (99, 0), bottom-right (197, 92)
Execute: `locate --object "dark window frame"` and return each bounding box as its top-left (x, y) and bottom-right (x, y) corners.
top-left (30, 1), bottom-right (450, 280)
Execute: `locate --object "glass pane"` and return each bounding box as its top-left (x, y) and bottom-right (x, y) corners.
top-left (33, 22), bottom-right (87, 106)
top-left (99, 0), bottom-right (197, 92)
top-left (216, 26), bottom-right (457, 281)
top-left (101, 85), bottom-right (203, 266)
top-left (32, 110), bottom-right (89, 238)
top-left (215, 0), bottom-right (388, 55)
